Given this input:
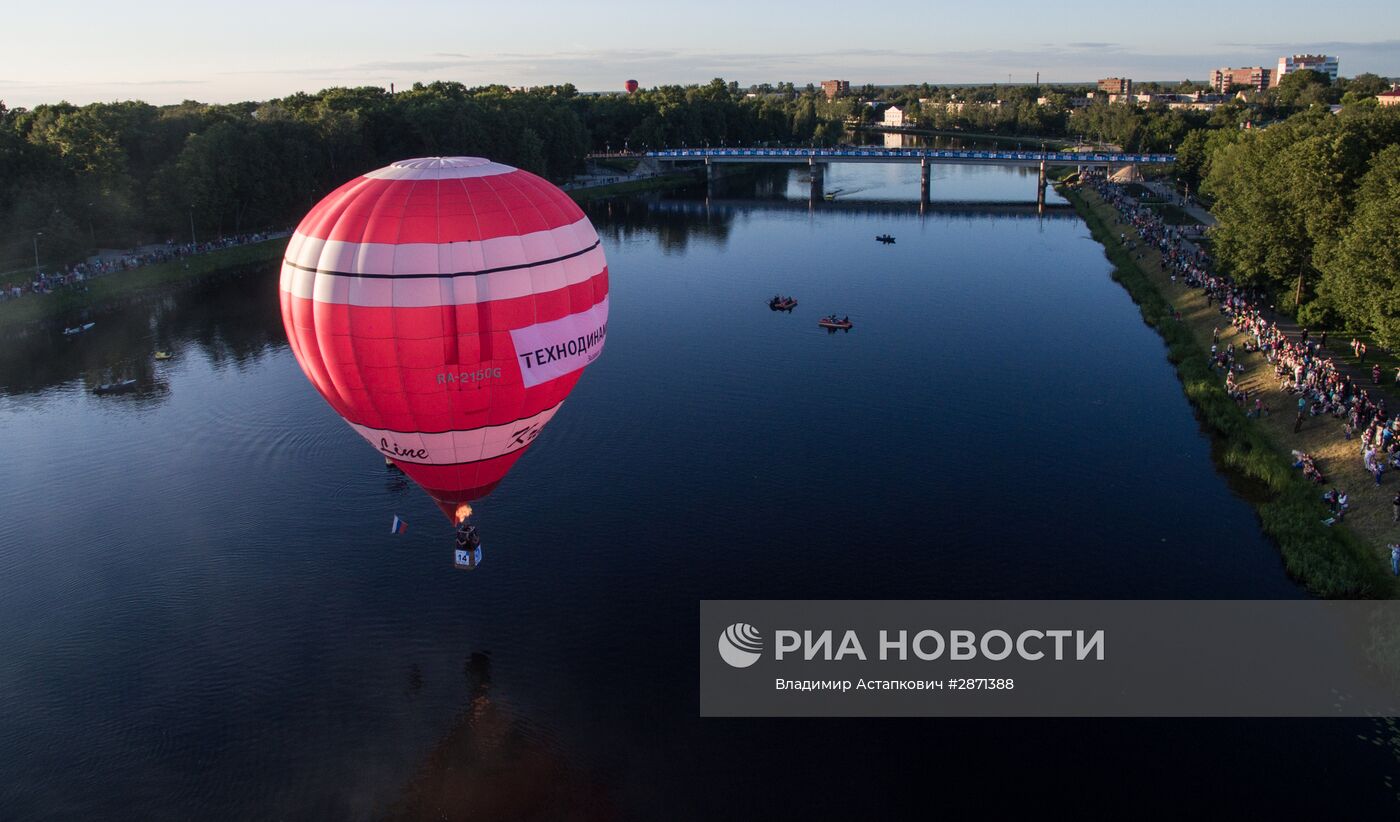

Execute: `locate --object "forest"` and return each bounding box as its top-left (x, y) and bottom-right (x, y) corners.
top-left (0, 78), bottom-right (837, 270)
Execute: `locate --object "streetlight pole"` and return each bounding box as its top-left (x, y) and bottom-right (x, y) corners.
top-left (32, 231), bottom-right (43, 277)
top-left (189, 205), bottom-right (197, 247)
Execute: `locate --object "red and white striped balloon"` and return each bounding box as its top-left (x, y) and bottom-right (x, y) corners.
top-left (279, 156), bottom-right (608, 515)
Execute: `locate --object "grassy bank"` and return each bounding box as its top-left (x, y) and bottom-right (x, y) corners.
top-left (0, 238), bottom-right (285, 331)
top-left (567, 172), bottom-right (699, 202)
top-left (1061, 184), bottom-right (1391, 598)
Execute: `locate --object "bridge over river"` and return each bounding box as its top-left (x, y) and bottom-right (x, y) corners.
top-left (641, 196), bottom-right (1079, 220)
top-left (643, 146), bottom-right (1176, 207)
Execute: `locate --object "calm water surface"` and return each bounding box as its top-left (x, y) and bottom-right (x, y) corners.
top-left (0, 165), bottom-right (1393, 819)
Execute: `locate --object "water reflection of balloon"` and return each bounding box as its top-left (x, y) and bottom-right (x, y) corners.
top-left (279, 156), bottom-right (609, 522)
top-left (388, 652), bottom-right (608, 816)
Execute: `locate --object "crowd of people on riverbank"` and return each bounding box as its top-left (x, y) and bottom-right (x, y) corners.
top-left (1, 231), bottom-right (283, 303)
top-left (1089, 171), bottom-right (1400, 542)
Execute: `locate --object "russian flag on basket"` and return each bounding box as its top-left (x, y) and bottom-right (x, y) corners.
top-left (390, 515), bottom-right (407, 535)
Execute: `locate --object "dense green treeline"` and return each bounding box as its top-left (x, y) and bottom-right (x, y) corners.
top-left (0, 78), bottom-right (840, 271)
top-left (1187, 106), bottom-right (1400, 342)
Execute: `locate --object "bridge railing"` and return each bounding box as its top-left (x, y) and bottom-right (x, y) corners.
top-left (644, 147), bottom-right (1176, 164)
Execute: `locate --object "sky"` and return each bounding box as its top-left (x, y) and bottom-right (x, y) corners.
top-left (2, 0), bottom-right (1397, 107)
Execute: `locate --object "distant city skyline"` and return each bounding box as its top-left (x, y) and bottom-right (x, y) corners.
top-left (2, 0), bottom-right (1397, 107)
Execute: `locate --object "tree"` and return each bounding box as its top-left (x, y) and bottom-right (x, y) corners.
top-left (1205, 106), bottom-right (1400, 312)
top-left (1320, 146), bottom-right (1400, 343)
top-left (792, 98), bottom-right (817, 140)
top-left (1273, 69), bottom-right (1335, 108)
top-left (1205, 122), bottom-right (1314, 296)
top-left (1341, 73), bottom-right (1391, 98)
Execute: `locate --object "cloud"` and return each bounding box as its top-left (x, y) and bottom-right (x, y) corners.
top-left (1217, 39), bottom-right (1400, 50)
top-left (2, 78), bottom-right (204, 88)
top-left (197, 38), bottom-right (1396, 93)
top-left (104, 80), bottom-right (206, 86)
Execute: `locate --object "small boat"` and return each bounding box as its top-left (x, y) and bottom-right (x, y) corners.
top-left (63, 322), bottom-right (96, 336)
top-left (875, 234), bottom-right (895, 244)
top-left (93, 379), bottom-right (137, 395)
top-left (154, 351), bottom-right (173, 361)
top-left (818, 317), bottom-right (853, 330)
top-left (768, 297), bottom-right (798, 311)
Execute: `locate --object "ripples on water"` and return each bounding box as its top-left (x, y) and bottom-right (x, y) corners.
top-left (0, 166), bottom-right (1395, 819)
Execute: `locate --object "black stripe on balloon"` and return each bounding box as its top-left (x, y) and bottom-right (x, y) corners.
top-left (282, 239), bottom-right (600, 280)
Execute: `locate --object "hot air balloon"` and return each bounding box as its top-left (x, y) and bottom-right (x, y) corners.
top-left (279, 156), bottom-right (609, 524)
top-left (624, 79), bottom-right (639, 94)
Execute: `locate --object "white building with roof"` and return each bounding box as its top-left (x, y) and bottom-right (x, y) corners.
top-left (1274, 54), bottom-right (1338, 85)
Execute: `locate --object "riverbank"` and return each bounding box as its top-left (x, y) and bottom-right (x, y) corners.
top-left (1061, 183), bottom-right (1392, 598)
top-left (567, 171), bottom-right (700, 202)
top-left (0, 238), bottom-right (286, 332)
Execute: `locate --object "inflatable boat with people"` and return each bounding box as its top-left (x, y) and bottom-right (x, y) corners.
top-left (768, 295), bottom-right (798, 311)
top-left (818, 315), bottom-right (853, 330)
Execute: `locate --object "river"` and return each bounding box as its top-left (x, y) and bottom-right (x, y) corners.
top-left (0, 163), bottom-right (1393, 818)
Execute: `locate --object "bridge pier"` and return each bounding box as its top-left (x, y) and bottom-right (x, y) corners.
top-left (1036, 157), bottom-right (1047, 212)
top-left (919, 159), bottom-right (930, 205)
top-left (809, 158), bottom-right (824, 202)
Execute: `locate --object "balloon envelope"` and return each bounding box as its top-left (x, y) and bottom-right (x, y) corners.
top-left (279, 157), bottom-right (609, 515)
top-left (624, 79), bottom-right (639, 94)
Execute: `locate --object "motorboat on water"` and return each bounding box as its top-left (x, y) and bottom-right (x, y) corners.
top-left (93, 379), bottom-right (137, 395)
top-left (154, 351), bottom-right (173, 360)
top-left (768, 296), bottom-right (798, 311)
top-left (63, 322), bottom-right (96, 336)
top-left (875, 234), bottom-right (895, 244)
top-left (818, 316), bottom-right (853, 330)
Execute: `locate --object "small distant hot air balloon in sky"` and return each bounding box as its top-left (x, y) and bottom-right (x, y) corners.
top-left (280, 157), bottom-right (609, 523)
top-left (624, 79), bottom-right (639, 94)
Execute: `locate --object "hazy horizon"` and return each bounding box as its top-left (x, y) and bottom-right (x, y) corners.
top-left (2, 0), bottom-right (1397, 108)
